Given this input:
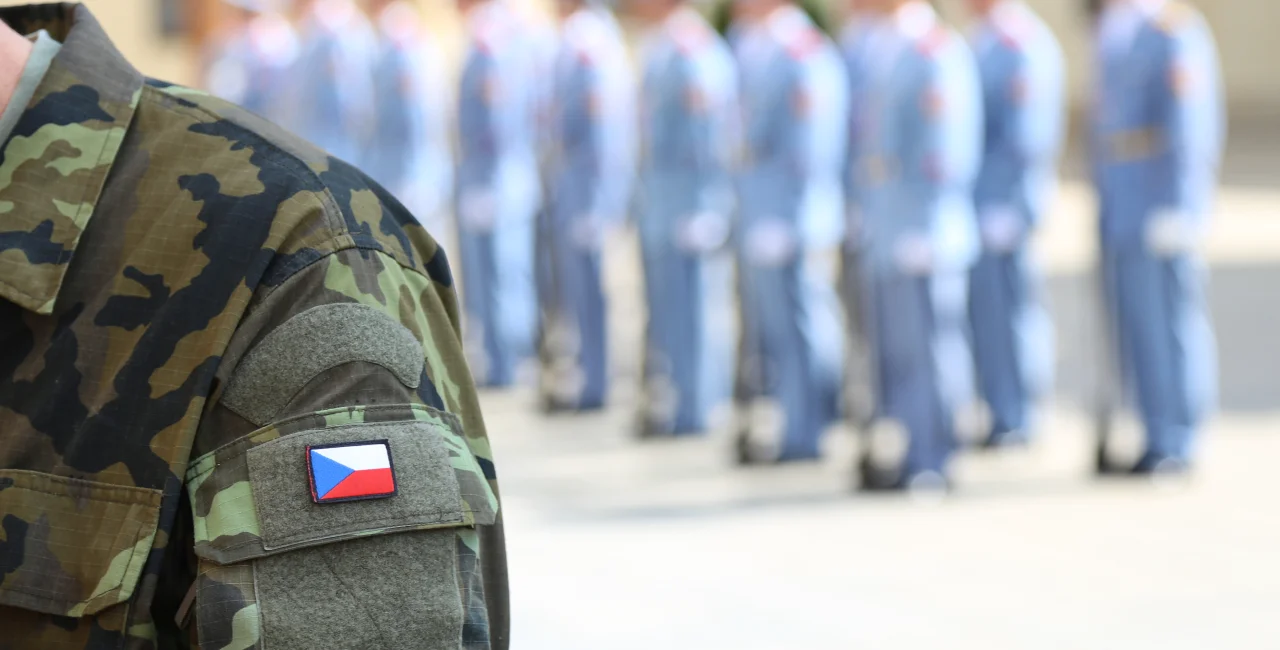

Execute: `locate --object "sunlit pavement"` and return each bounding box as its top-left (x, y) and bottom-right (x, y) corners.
top-left (483, 181), bottom-right (1280, 649)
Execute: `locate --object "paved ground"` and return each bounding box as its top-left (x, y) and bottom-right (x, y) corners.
top-left (481, 180), bottom-right (1280, 649)
top-left (496, 396), bottom-right (1280, 650)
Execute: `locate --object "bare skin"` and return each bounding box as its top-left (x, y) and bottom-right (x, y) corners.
top-left (555, 0), bottom-right (584, 22)
top-left (964, 0), bottom-right (1001, 16)
top-left (733, 0), bottom-right (788, 24)
top-left (0, 20), bottom-right (35, 117)
top-left (623, 0), bottom-right (681, 25)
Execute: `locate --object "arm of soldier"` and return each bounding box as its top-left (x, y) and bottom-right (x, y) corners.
top-left (458, 52), bottom-right (503, 233)
top-left (335, 33), bottom-right (379, 164)
top-left (586, 57), bottom-right (637, 227)
top-left (183, 219), bottom-right (506, 649)
top-left (1009, 38), bottom-right (1067, 230)
top-left (406, 46), bottom-right (455, 226)
top-left (900, 48), bottom-right (983, 273)
top-left (1156, 22), bottom-right (1225, 234)
top-left (674, 54), bottom-right (732, 253)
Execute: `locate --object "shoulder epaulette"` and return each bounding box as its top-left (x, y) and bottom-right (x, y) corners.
top-left (993, 7), bottom-right (1031, 51)
top-left (917, 25), bottom-right (950, 58)
top-left (786, 27), bottom-right (824, 60)
top-left (673, 22), bottom-right (710, 55)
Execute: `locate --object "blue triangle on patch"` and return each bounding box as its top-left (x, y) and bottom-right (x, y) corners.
top-left (309, 449), bottom-right (355, 498)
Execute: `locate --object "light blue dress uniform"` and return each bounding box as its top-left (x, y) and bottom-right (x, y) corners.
top-left (857, 2), bottom-right (982, 478)
top-left (286, 0), bottom-right (379, 167)
top-left (1091, 0), bottom-right (1224, 467)
top-left (366, 4), bottom-right (453, 237)
top-left (540, 5), bottom-right (636, 410)
top-left (967, 1), bottom-right (1063, 443)
top-left (837, 14), bottom-right (881, 423)
top-left (733, 6), bottom-right (849, 461)
top-left (635, 7), bottom-right (739, 435)
top-left (455, 1), bottom-right (545, 388)
top-left (839, 16), bottom-right (878, 248)
top-left (204, 9), bottom-right (298, 124)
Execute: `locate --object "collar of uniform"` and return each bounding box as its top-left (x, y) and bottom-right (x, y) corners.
top-left (664, 6), bottom-right (704, 38)
top-left (764, 4), bottom-right (812, 45)
top-left (971, 0), bottom-right (1022, 53)
top-left (891, 1), bottom-right (937, 41)
top-left (1097, 0), bottom-right (1165, 55)
top-left (0, 3), bottom-right (142, 315)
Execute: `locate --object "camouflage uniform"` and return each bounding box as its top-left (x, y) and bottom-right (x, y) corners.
top-left (0, 5), bottom-right (506, 650)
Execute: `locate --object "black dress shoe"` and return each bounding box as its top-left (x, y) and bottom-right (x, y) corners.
top-left (773, 450), bottom-right (823, 464)
top-left (1129, 452), bottom-right (1191, 477)
top-left (980, 428), bottom-right (1030, 451)
top-left (857, 461), bottom-right (903, 492)
top-left (733, 429), bottom-right (759, 466)
top-left (858, 464), bottom-right (952, 494)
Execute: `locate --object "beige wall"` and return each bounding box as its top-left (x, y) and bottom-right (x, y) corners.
top-left (6, 0), bottom-right (1278, 113)
top-left (937, 0), bottom-right (1280, 114)
top-left (1, 0), bottom-right (196, 84)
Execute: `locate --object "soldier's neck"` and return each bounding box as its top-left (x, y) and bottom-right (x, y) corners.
top-left (0, 23), bottom-right (34, 118)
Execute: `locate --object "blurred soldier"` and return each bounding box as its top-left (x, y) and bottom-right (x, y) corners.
top-left (1090, 0), bottom-right (1224, 475)
top-left (964, 0), bottom-right (1063, 448)
top-left (538, 0), bottom-right (636, 411)
top-left (0, 4), bottom-right (506, 646)
top-left (455, 0), bottom-right (545, 388)
top-left (731, 0), bottom-right (849, 463)
top-left (204, 0), bottom-right (298, 123)
top-left (287, 0), bottom-right (379, 166)
top-left (855, 0), bottom-right (982, 490)
top-left (625, 0), bottom-right (738, 436)
top-left (838, 0), bottom-right (883, 429)
top-left (365, 0), bottom-right (453, 237)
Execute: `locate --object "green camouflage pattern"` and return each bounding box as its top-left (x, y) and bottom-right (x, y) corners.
top-left (0, 4), bottom-right (506, 649)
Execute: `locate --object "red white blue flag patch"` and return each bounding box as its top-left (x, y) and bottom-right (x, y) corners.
top-left (307, 440), bottom-right (398, 504)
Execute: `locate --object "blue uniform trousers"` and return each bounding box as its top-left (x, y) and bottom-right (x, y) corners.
top-left (870, 270), bottom-right (971, 475)
top-left (968, 248), bottom-right (1053, 436)
top-left (457, 219), bottom-right (537, 388)
top-left (738, 257), bottom-right (842, 459)
top-left (1102, 247), bottom-right (1215, 461)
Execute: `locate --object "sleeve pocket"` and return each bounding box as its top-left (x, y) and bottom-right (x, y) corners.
top-left (185, 404), bottom-right (497, 650)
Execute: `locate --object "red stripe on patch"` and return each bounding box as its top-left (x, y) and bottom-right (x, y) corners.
top-left (322, 468), bottom-right (397, 501)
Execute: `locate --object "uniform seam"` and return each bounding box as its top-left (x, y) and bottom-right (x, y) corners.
top-left (252, 240), bottom-right (436, 305)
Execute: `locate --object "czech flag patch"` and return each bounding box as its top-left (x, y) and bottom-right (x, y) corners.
top-left (307, 441), bottom-right (398, 504)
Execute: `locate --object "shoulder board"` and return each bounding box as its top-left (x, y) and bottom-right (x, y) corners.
top-left (993, 8), bottom-right (1031, 51)
top-left (916, 25), bottom-right (950, 58)
top-left (786, 28), bottom-right (825, 60)
top-left (472, 20), bottom-right (500, 54)
top-left (1156, 1), bottom-right (1197, 34)
top-left (673, 22), bottom-right (710, 55)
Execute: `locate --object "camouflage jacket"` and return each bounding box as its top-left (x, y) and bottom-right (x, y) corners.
top-left (0, 5), bottom-right (506, 649)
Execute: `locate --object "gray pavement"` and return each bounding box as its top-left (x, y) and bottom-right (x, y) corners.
top-left (497, 393), bottom-right (1280, 650)
top-left (484, 180), bottom-right (1280, 650)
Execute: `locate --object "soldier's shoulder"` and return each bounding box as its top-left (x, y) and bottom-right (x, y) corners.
top-left (133, 80), bottom-right (439, 281)
top-left (990, 3), bottom-right (1041, 52)
top-left (915, 24), bottom-right (956, 59)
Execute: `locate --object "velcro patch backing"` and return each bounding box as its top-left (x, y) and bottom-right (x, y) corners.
top-left (222, 303), bottom-right (425, 426)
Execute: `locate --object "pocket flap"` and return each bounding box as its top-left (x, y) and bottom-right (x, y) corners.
top-left (186, 405), bottom-right (497, 565)
top-left (0, 471), bottom-right (161, 616)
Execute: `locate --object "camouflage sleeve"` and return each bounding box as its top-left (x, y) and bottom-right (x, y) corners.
top-left (179, 220), bottom-right (507, 650)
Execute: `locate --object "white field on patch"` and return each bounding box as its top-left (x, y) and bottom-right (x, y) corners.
top-left (315, 444), bottom-right (391, 471)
